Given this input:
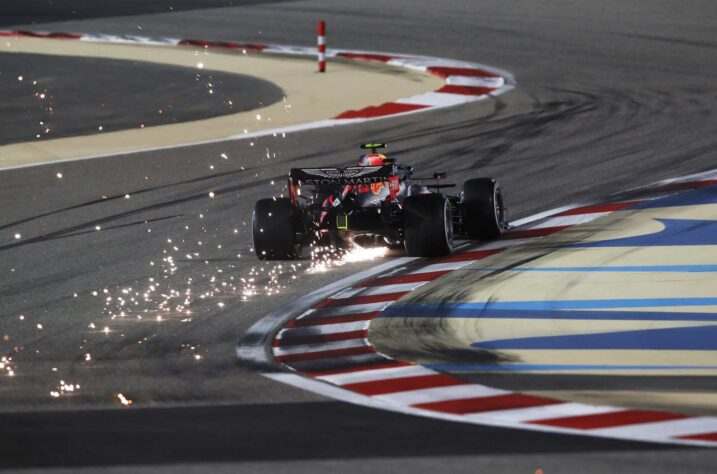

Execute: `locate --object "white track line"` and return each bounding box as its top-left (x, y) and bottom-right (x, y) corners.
top-left (471, 403), bottom-right (623, 424)
top-left (277, 320), bottom-right (370, 337)
top-left (374, 384), bottom-right (509, 405)
top-left (318, 365), bottom-right (434, 385)
top-left (273, 338), bottom-right (368, 356)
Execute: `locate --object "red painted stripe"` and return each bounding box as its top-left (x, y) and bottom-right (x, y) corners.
top-left (436, 85), bottom-right (494, 96)
top-left (335, 102), bottom-right (428, 119)
top-left (6, 30), bottom-right (81, 39)
top-left (343, 373), bottom-right (463, 396)
top-left (413, 393), bottom-right (562, 415)
top-left (557, 201), bottom-right (642, 216)
top-left (501, 226), bottom-right (570, 240)
top-left (316, 291), bottom-right (408, 309)
top-left (302, 360), bottom-right (413, 377)
top-left (276, 345), bottom-right (375, 363)
top-left (336, 52), bottom-right (394, 63)
top-left (274, 330), bottom-right (368, 347)
top-left (434, 249), bottom-right (503, 263)
top-left (677, 431), bottom-right (717, 442)
top-left (285, 312), bottom-right (380, 328)
top-left (426, 66), bottom-right (498, 78)
top-left (529, 409), bottom-right (689, 430)
top-left (45, 31), bottom-right (83, 39)
top-left (358, 270), bottom-right (451, 287)
top-left (16, 30), bottom-right (50, 37)
top-left (178, 39), bottom-right (266, 51)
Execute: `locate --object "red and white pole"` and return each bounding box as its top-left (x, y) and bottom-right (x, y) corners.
top-left (317, 20), bottom-right (326, 72)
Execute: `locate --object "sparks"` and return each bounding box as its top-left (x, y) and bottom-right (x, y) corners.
top-left (117, 393), bottom-right (133, 406)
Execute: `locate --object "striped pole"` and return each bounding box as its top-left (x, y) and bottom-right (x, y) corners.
top-left (317, 20), bottom-right (326, 72)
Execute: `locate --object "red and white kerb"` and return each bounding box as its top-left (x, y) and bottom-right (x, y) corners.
top-left (318, 20), bottom-right (326, 73)
top-left (268, 173), bottom-right (717, 448)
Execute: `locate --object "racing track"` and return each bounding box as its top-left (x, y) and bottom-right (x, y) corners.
top-left (0, 51), bottom-right (284, 145)
top-left (0, 0), bottom-right (716, 472)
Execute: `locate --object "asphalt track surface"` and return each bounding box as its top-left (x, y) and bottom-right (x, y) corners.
top-left (1, 0), bottom-right (716, 472)
top-left (0, 52), bottom-right (284, 145)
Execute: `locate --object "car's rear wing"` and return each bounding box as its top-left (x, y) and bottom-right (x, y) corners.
top-left (290, 165), bottom-right (396, 186)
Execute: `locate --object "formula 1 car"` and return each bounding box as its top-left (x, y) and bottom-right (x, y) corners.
top-left (252, 143), bottom-right (508, 260)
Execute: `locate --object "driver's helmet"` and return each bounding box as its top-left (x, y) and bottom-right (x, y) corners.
top-left (349, 153), bottom-right (391, 204)
top-left (358, 153), bottom-right (387, 166)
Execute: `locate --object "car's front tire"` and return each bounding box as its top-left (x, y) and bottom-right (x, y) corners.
top-left (252, 198), bottom-right (302, 260)
top-left (403, 194), bottom-right (453, 257)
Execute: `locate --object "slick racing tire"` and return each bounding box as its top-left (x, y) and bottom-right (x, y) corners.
top-left (252, 198), bottom-right (301, 260)
top-left (403, 194), bottom-right (454, 257)
top-left (462, 177), bottom-right (506, 240)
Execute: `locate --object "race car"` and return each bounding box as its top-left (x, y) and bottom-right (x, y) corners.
top-left (252, 143), bottom-right (508, 259)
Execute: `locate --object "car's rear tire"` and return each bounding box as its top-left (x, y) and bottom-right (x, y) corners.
top-left (403, 194), bottom-right (453, 257)
top-left (252, 198), bottom-right (301, 260)
top-left (462, 177), bottom-right (506, 240)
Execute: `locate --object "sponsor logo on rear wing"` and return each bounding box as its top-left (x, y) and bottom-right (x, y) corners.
top-left (290, 165), bottom-right (396, 186)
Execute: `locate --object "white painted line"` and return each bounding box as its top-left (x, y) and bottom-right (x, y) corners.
top-left (318, 365), bottom-right (434, 385)
top-left (529, 212), bottom-right (610, 229)
top-left (408, 261), bottom-right (476, 274)
top-left (272, 338), bottom-right (368, 356)
top-left (314, 302), bottom-right (396, 317)
top-left (81, 33), bottom-right (181, 46)
top-left (509, 204), bottom-right (586, 228)
top-left (329, 287), bottom-right (364, 299)
top-left (397, 91), bottom-right (482, 107)
top-left (446, 75), bottom-right (504, 88)
top-left (595, 417), bottom-right (717, 440)
top-left (358, 281), bottom-right (429, 295)
top-left (374, 384), bottom-right (508, 406)
top-left (470, 403), bottom-right (623, 424)
top-left (277, 320), bottom-right (370, 338)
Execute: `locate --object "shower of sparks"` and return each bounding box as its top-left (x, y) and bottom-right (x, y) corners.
top-left (17, 132), bottom-right (394, 403)
top-left (117, 393), bottom-right (133, 406)
top-left (343, 245), bottom-right (389, 262)
top-left (307, 244), bottom-right (389, 273)
top-left (50, 380), bottom-right (80, 398)
top-left (1, 357), bottom-right (16, 377)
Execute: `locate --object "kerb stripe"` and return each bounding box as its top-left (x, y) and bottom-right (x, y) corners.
top-left (343, 373), bottom-right (463, 396)
top-left (530, 410), bottom-right (689, 430)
